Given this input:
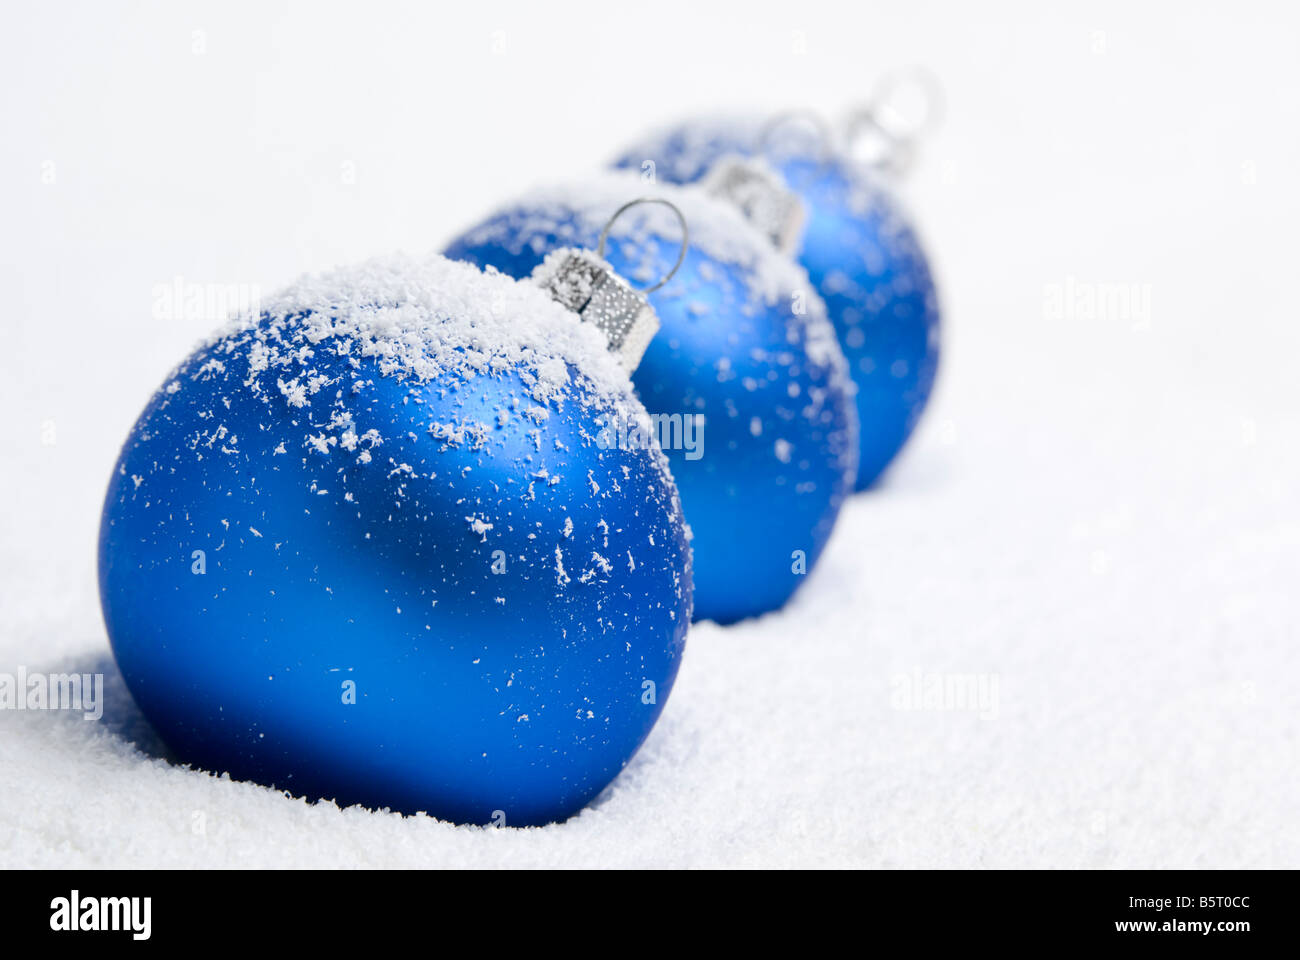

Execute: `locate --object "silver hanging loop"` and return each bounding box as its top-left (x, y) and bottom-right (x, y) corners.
top-left (845, 67), bottom-right (945, 176)
top-left (755, 110), bottom-right (833, 163)
top-left (844, 109), bottom-right (916, 177)
top-left (531, 197), bottom-right (688, 371)
top-left (597, 197), bottom-right (689, 294)
top-left (869, 66), bottom-right (945, 142)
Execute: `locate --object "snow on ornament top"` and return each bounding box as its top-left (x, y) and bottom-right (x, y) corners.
top-left (615, 114), bottom-right (912, 227)
top-left (621, 115), bottom-right (772, 185)
top-left (448, 169), bottom-right (852, 406)
top-left (210, 252), bottom-right (643, 410)
top-left (137, 253), bottom-right (679, 489)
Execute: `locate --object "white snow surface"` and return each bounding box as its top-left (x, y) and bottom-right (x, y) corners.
top-left (5, 316), bottom-right (1296, 865)
top-left (2, 1), bottom-right (1299, 868)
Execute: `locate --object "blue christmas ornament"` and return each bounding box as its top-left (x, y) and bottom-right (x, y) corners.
top-left (612, 117), bottom-right (940, 489)
top-left (444, 175), bottom-right (857, 624)
top-left (98, 254), bottom-right (693, 826)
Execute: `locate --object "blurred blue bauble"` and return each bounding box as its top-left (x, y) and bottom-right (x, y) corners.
top-left (98, 255), bottom-right (692, 826)
top-left (444, 175), bottom-right (857, 624)
top-left (613, 119), bottom-right (940, 489)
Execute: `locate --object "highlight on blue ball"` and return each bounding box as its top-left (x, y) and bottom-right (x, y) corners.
top-left (98, 254), bottom-right (693, 826)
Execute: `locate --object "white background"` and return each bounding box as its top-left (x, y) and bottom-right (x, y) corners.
top-left (2, 1), bottom-right (1297, 866)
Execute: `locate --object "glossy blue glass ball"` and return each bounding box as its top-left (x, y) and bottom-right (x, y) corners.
top-left (444, 176), bottom-right (857, 624)
top-left (613, 120), bottom-right (940, 489)
top-left (98, 255), bottom-right (692, 826)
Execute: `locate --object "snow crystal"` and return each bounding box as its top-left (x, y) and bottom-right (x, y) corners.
top-left (465, 515), bottom-right (494, 540)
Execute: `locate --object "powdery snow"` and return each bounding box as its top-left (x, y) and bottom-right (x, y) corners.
top-left (616, 113), bottom-right (933, 264)
top-left (457, 171), bottom-right (845, 374)
top-left (2, 4), bottom-right (1298, 870)
top-left (202, 252), bottom-right (649, 433)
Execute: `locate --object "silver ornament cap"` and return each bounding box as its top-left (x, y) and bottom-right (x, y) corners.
top-left (529, 197), bottom-right (689, 372)
top-left (701, 154), bottom-right (806, 255)
top-left (531, 248), bottom-right (660, 371)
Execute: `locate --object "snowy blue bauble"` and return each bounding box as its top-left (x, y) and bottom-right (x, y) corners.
top-left (613, 119), bottom-right (940, 489)
top-left (444, 174), bottom-right (857, 624)
top-left (98, 254), bottom-right (693, 826)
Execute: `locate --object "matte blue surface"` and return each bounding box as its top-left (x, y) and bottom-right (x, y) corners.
top-left (614, 127), bottom-right (941, 489)
top-left (99, 309), bottom-right (692, 826)
top-left (445, 207), bottom-right (856, 625)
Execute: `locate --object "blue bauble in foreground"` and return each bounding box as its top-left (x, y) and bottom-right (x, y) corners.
top-left (445, 174), bottom-right (857, 624)
top-left (98, 254), bottom-right (692, 826)
top-left (613, 119), bottom-right (940, 489)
